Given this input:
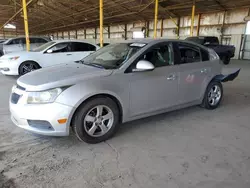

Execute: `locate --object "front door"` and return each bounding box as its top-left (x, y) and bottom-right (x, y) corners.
top-left (174, 42), bottom-right (211, 104)
top-left (128, 43), bottom-right (179, 117)
top-left (42, 42), bottom-right (75, 67)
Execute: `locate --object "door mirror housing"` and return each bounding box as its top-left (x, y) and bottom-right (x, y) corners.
top-left (46, 49), bottom-right (53, 53)
top-left (133, 60), bottom-right (155, 72)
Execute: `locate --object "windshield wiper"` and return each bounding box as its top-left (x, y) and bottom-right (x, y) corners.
top-left (79, 60), bottom-right (105, 69)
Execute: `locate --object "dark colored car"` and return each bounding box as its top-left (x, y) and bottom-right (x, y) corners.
top-left (97, 43), bottom-right (110, 47)
top-left (186, 36), bottom-right (235, 65)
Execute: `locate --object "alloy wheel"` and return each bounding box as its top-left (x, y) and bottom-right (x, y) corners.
top-left (208, 85), bottom-right (221, 106)
top-left (83, 105), bottom-right (114, 137)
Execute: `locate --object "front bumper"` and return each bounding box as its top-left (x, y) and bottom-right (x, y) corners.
top-left (10, 101), bottom-right (74, 136)
top-left (0, 60), bottom-right (19, 75)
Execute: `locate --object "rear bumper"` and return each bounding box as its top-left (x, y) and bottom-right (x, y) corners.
top-left (214, 69), bottom-right (240, 82)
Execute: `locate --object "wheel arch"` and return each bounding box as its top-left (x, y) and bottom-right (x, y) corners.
top-left (70, 93), bottom-right (124, 127)
top-left (18, 60), bottom-right (41, 74)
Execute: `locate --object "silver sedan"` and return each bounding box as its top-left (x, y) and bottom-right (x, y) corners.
top-left (9, 39), bottom-right (240, 143)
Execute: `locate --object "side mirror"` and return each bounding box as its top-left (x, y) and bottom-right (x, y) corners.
top-left (133, 60), bottom-right (155, 72)
top-left (46, 49), bottom-right (53, 53)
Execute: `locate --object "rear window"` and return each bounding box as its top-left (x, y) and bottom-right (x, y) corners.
top-left (186, 37), bottom-right (204, 45)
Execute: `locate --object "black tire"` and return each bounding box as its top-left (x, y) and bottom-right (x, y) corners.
top-left (222, 55), bottom-right (230, 65)
top-left (72, 97), bottom-right (120, 144)
top-left (201, 81), bottom-right (223, 110)
top-left (19, 61), bottom-right (40, 76)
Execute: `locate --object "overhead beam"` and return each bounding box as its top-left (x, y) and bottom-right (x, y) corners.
top-left (0, 0), bottom-right (33, 30)
top-left (213, 0), bottom-right (227, 10)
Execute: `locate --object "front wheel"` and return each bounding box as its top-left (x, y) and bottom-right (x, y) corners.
top-left (72, 97), bottom-right (120, 143)
top-left (19, 61), bottom-right (40, 76)
top-left (201, 81), bottom-right (223, 110)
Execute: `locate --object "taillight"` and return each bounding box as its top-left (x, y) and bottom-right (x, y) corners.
top-left (208, 48), bottom-right (220, 61)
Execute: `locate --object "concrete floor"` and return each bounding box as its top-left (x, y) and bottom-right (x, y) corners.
top-left (0, 60), bottom-right (250, 188)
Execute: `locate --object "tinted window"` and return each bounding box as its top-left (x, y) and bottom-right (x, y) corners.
top-left (8, 38), bottom-right (24, 45)
top-left (186, 37), bottom-right (204, 45)
top-left (178, 43), bottom-right (201, 64)
top-left (30, 38), bottom-right (36, 43)
top-left (49, 43), bottom-right (69, 53)
top-left (71, 42), bottom-right (96, 52)
top-left (201, 48), bottom-right (209, 61)
top-left (36, 38), bottom-right (47, 43)
top-left (205, 37), bottom-right (219, 44)
top-left (139, 44), bottom-right (173, 67)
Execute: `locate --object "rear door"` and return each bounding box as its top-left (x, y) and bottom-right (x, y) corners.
top-left (174, 42), bottom-right (211, 104)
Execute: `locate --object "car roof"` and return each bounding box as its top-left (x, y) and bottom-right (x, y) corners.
top-left (120, 38), bottom-right (203, 46)
top-left (52, 39), bottom-right (97, 44)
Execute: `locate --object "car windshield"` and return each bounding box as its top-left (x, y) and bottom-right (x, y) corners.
top-left (32, 41), bottom-right (56, 52)
top-left (186, 37), bottom-right (204, 45)
top-left (79, 42), bottom-right (146, 69)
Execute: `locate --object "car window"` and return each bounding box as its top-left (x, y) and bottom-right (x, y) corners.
top-left (48, 43), bottom-right (69, 53)
top-left (71, 42), bottom-right (96, 52)
top-left (139, 43), bottom-right (173, 68)
top-left (30, 38), bottom-right (36, 43)
top-left (178, 43), bottom-right (201, 64)
top-left (30, 38), bottom-right (47, 43)
top-left (36, 38), bottom-right (48, 43)
top-left (205, 37), bottom-right (219, 44)
top-left (81, 43), bottom-right (143, 69)
top-left (201, 48), bottom-right (209, 61)
top-left (8, 38), bottom-right (23, 45)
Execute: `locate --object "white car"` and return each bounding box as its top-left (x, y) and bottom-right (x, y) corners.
top-left (0, 40), bottom-right (99, 75)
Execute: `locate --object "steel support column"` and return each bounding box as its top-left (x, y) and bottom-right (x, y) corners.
top-left (190, 0), bottom-right (196, 36)
top-left (160, 19), bottom-right (164, 37)
top-left (99, 0), bottom-right (104, 47)
top-left (22, 0), bottom-right (30, 51)
top-left (197, 13), bottom-right (201, 36)
top-left (154, 0), bottom-right (159, 39)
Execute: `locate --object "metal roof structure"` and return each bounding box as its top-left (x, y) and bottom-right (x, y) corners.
top-left (0, 0), bottom-right (250, 34)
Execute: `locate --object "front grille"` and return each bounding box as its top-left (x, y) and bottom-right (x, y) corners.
top-left (11, 93), bottom-right (21, 104)
top-left (27, 120), bottom-right (54, 131)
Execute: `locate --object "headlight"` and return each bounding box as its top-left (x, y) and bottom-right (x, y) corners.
top-left (9, 56), bottom-right (20, 61)
top-left (27, 88), bottom-right (63, 104)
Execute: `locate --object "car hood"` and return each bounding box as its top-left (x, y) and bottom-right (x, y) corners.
top-left (0, 51), bottom-right (39, 59)
top-left (17, 63), bottom-right (113, 91)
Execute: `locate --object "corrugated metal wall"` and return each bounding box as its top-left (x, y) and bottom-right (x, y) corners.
top-left (50, 8), bottom-right (249, 59)
top-left (2, 8), bottom-right (249, 59)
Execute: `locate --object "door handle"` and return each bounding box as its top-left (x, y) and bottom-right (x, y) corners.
top-left (66, 54), bottom-right (72, 56)
top-left (167, 75), bottom-right (176, 80)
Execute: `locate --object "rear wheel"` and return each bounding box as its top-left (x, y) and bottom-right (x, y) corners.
top-left (222, 55), bottom-right (230, 65)
top-left (201, 81), bottom-right (223, 110)
top-left (72, 97), bottom-right (119, 143)
top-left (19, 61), bottom-right (40, 76)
